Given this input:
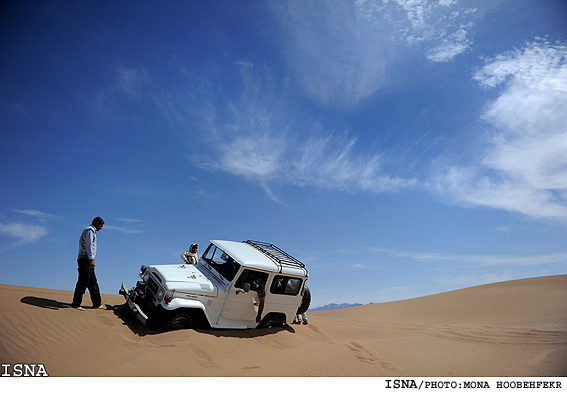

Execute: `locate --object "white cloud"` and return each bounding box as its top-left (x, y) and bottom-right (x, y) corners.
top-left (373, 0), bottom-right (477, 61)
top-left (105, 225), bottom-right (145, 234)
top-left (0, 222), bottom-right (48, 248)
top-left (183, 63), bottom-right (415, 196)
top-left (270, 0), bottom-right (479, 106)
top-left (12, 209), bottom-right (63, 221)
top-left (434, 39), bottom-right (567, 221)
top-left (1, 210), bottom-right (58, 249)
top-left (218, 134), bottom-right (286, 179)
top-left (190, 62), bottom-right (289, 181)
top-left (105, 218), bottom-right (147, 234)
top-left (271, 0), bottom-right (391, 107)
top-left (426, 22), bottom-right (474, 62)
top-left (117, 218), bottom-right (146, 224)
top-left (292, 131), bottom-right (416, 192)
top-left (370, 247), bottom-right (567, 267)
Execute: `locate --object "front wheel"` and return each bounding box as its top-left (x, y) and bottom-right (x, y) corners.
top-left (166, 312), bottom-right (193, 331)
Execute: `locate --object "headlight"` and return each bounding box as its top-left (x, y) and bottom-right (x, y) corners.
top-left (164, 292), bottom-right (173, 304)
top-left (157, 289), bottom-right (164, 301)
top-left (139, 266), bottom-right (149, 280)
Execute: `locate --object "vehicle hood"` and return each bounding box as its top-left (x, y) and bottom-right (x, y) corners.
top-left (148, 264), bottom-right (217, 295)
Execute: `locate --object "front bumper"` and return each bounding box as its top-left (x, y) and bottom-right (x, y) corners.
top-left (120, 282), bottom-right (149, 325)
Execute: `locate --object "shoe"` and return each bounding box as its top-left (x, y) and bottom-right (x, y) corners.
top-left (303, 320), bottom-right (309, 325)
top-left (93, 305), bottom-right (105, 309)
top-left (72, 306), bottom-right (85, 311)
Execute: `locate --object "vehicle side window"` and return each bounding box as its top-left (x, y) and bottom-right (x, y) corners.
top-left (270, 275), bottom-right (303, 296)
top-left (235, 269), bottom-right (269, 292)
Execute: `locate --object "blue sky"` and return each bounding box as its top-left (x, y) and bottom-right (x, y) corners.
top-left (1, 0), bottom-right (566, 308)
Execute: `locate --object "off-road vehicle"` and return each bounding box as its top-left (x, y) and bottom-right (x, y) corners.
top-left (120, 240), bottom-right (311, 331)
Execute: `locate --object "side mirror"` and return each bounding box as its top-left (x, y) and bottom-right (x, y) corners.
top-left (236, 283), bottom-right (251, 295)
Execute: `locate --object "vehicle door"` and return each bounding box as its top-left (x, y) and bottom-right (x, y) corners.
top-left (220, 269), bottom-right (268, 323)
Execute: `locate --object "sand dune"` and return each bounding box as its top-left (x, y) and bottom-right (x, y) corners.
top-left (0, 275), bottom-right (565, 377)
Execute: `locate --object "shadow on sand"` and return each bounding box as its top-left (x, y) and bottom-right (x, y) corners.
top-left (21, 296), bottom-right (116, 311)
top-left (20, 296), bottom-right (72, 310)
top-left (20, 296), bottom-right (295, 338)
top-left (111, 303), bottom-right (160, 336)
top-left (195, 323), bottom-right (295, 338)
top-left (112, 303), bottom-right (296, 338)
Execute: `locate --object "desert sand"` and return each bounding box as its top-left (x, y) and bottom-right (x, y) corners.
top-left (0, 275), bottom-right (565, 377)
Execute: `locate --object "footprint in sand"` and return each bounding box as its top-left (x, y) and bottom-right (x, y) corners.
top-left (346, 341), bottom-right (397, 371)
top-left (307, 324), bottom-right (333, 343)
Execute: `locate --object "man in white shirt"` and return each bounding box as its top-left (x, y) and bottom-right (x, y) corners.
top-left (181, 243), bottom-right (199, 264)
top-left (71, 217), bottom-right (105, 309)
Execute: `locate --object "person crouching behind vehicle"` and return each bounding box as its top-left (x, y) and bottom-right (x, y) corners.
top-left (181, 243), bottom-right (199, 264)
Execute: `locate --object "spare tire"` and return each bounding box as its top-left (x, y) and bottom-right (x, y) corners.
top-left (297, 286), bottom-right (311, 315)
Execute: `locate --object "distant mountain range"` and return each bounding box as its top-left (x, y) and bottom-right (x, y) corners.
top-left (309, 302), bottom-right (365, 312)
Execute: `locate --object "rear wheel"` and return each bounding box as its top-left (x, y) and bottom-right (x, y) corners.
top-left (297, 286), bottom-right (311, 315)
top-left (259, 315), bottom-right (282, 329)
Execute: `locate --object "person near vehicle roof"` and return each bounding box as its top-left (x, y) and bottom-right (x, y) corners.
top-left (181, 243), bottom-right (199, 264)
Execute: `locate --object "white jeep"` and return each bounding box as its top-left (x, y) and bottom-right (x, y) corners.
top-left (120, 240), bottom-right (311, 331)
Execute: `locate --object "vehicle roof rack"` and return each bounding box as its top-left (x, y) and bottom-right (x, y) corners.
top-left (244, 240), bottom-right (308, 276)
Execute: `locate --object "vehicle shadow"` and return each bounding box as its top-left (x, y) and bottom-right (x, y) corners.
top-left (112, 302), bottom-right (297, 338)
top-left (111, 303), bottom-right (160, 336)
top-left (195, 323), bottom-right (296, 338)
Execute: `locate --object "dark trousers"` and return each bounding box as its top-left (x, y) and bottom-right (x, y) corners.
top-left (71, 257), bottom-right (101, 307)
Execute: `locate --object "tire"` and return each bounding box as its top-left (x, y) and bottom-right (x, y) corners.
top-left (259, 315), bottom-right (282, 329)
top-left (166, 311), bottom-right (193, 331)
top-left (297, 286), bottom-right (311, 315)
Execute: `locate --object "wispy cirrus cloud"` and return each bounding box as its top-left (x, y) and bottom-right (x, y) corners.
top-left (433, 39), bottom-right (567, 221)
top-left (92, 65), bottom-right (151, 117)
top-left (109, 60), bottom-right (417, 204)
top-left (12, 209), bottom-right (63, 221)
top-left (379, 0), bottom-right (478, 62)
top-left (0, 221), bottom-right (48, 249)
top-left (0, 209), bottom-right (63, 249)
top-left (370, 247), bottom-right (567, 267)
top-left (105, 218), bottom-right (147, 234)
top-left (270, 0), bottom-right (481, 107)
top-left (115, 66), bottom-right (150, 100)
top-left (158, 61), bottom-right (416, 199)
top-left (270, 0), bottom-right (392, 107)
top-left (116, 218), bottom-right (146, 224)
top-left (105, 226), bottom-right (146, 234)
top-left (291, 131), bottom-right (416, 192)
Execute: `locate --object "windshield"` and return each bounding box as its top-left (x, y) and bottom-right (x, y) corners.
top-left (202, 244), bottom-right (241, 282)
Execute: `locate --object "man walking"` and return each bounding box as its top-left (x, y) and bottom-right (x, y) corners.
top-left (71, 217), bottom-right (105, 309)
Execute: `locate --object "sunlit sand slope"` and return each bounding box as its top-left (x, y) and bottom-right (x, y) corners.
top-left (0, 275), bottom-right (565, 376)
